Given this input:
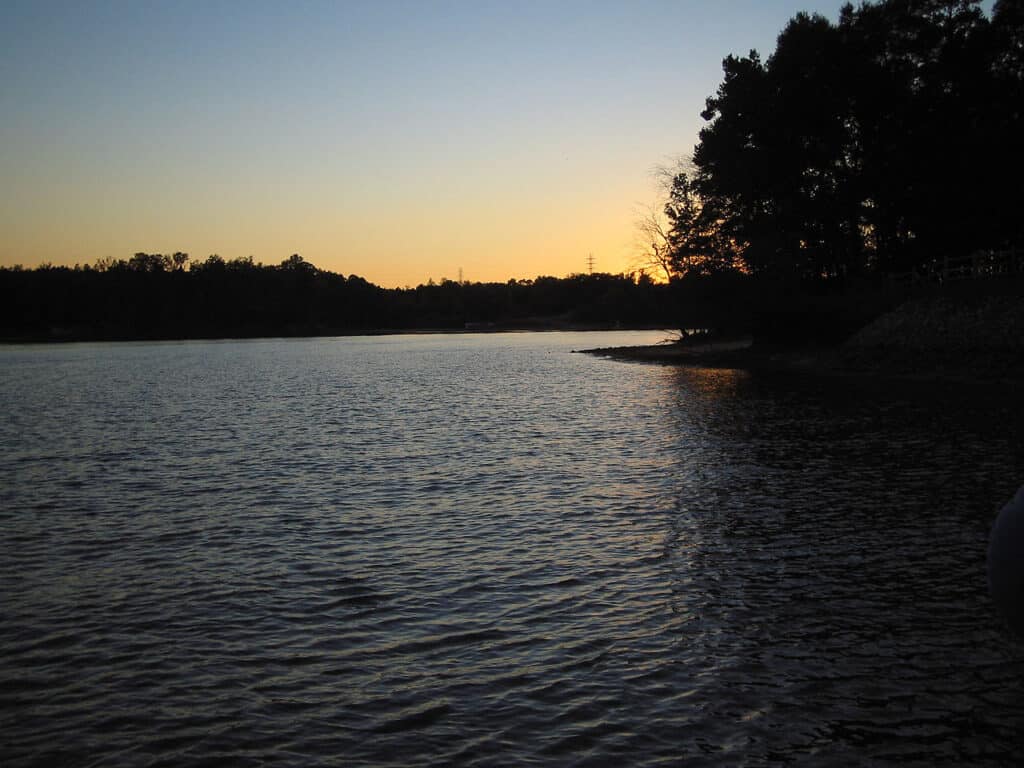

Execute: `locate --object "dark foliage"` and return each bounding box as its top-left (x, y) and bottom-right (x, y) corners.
top-left (656, 0), bottom-right (1023, 344)
top-left (0, 255), bottom-right (674, 342)
top-left (670, 0), bottom-right (1022, 283)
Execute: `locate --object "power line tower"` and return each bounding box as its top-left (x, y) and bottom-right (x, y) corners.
top-left (587, 253), bottom-right (594, 274)
top-left (458, 267), bottom-right (463, 285)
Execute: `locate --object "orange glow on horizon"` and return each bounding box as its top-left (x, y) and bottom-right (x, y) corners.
top-left (0, 183), bottom-right (655, 288)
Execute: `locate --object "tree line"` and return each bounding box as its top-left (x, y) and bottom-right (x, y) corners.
top-left (658, 0), bottom-right (1022, 284)
top-left (0, 254), bottom-right (674, 341)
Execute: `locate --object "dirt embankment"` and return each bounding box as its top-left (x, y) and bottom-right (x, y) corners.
top-left (841, 285), bottom-right (1024, 377)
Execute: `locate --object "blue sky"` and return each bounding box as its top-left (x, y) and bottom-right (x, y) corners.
top-left (3, 1), bottom-right (863, 285)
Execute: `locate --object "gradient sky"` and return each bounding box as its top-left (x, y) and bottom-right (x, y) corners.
top-left (2, 1), bottom-right (855, 287)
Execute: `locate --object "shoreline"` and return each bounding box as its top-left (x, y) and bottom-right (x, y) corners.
top-left (576, 337), bottom-right (826, 371)
top-left (576, 337), bottom-right (1024, 383)
top-left (0, 324), bottom-right (674, 346)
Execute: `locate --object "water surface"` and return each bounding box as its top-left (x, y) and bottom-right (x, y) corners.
top-left (2, 331), bottom-right (1023, 766)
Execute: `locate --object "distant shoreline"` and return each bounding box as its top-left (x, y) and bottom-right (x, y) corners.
top-left (0, 323), bottom-right (675, 346)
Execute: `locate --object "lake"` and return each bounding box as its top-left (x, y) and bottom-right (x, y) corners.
top-left (2, 331), bottom-right (1024, 766)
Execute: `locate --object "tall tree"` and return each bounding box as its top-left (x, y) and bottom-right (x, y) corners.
top-left (689, 0), bottom-right (1014, 280)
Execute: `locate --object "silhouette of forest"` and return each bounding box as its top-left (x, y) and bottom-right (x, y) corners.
top-left (645, 0), bottom-right (1024, 341)
top-left (660, 0), bottom-right (1022, 283)
top-left (0, 254), bottom-right (673, 341)
top-left (3, 0), bottom-right (1021, 344)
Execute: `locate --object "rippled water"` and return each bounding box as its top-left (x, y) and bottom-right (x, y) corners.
top-left (2, 331), bottom-right (1024, 766)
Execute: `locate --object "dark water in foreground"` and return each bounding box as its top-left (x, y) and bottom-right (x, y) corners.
top-left (2, 331), bottom-right (1024, 766)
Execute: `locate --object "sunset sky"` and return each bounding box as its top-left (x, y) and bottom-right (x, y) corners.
top-left (3, 0), bottom-right (854, 287)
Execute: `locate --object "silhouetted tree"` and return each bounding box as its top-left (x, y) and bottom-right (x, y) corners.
top-left (633, 202), bottom-right (674, 283)
top-left (689, 0), bottom-right (1019, 281)
top-left (664, 169), bottom-right (741, 277)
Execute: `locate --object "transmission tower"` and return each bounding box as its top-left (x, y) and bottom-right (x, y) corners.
top-left (587, 253), bottom-right (594, 274)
